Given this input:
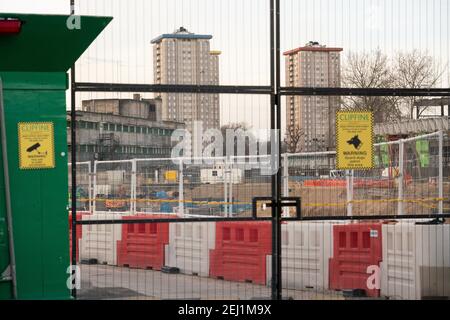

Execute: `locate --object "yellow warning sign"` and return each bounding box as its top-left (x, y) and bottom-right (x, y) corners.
top-left (18, 122), bottom-right (55, 170)
top-left (164, 170), bottom-right (178, 182)
top-left (336, 111), bottom-right (374, 170)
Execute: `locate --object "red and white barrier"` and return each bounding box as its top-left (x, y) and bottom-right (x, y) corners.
top-left (165, 222), bottom-right (216, 276)
top-left (117, 214), bottom-right (170, 270)
top-left (209, 221), bottom-right (271, 285)
top-left (72, 215), bottom-right (450, 299)
top-left (329, 223), bottom-right (383, 297)
top-left (381, 223), bottom-right (450, 299)
top-left (266, 221), bottom-right (336, 290)
top-left (79, 213), bottom-right (123, 265)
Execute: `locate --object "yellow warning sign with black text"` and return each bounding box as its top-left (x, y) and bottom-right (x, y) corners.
top-left (165, 170), bottom-right (178, 182)
top-left (336, 111), bottom-right (374, 170)
top-left (18, 122), bottom-right (55, 170)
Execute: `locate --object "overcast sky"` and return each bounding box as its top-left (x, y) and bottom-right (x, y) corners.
top-left (1, 0), bottom-right (449, 134)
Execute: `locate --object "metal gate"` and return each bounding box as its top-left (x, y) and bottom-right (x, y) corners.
top-left (69, 0), bottom-right (450, 300)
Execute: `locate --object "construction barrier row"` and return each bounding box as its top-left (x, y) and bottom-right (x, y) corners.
top-left (71, 214), bottom-right (450, 299)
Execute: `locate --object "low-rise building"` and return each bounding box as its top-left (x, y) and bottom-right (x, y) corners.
top-left (68, 94), bottom-right (184, 162)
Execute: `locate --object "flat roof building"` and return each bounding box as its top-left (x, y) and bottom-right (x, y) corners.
top-left (285, 41), bottom-right (343, 152)
top-left (152, 27), bottom-right (221, 138)
top-left (68, 94), bottom-right (184, 162)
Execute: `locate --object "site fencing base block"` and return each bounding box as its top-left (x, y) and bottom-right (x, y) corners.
top-left (80, 259), bottom-right (98, 265)
top-left (161, 266), bottom-right (180, 274)
top-left (250, 297), bottom-right (294, 300)
top-left (342, 289), bottom-right (367, 298)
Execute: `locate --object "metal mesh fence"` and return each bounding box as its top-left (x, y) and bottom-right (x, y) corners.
top-left (351, 133), bottom-right (443, 216)
top-left (72, 132), bottom-right (446, 219)
top-left (69, 132), bottom-right (448, 300)
top-left (77, 133), bottom-right (448, 217)
top-left (402, 133), bottom-right (442, 215)
top-left (135, 158), bottom-right (181, 215)
top-left (68, 162), bottom-right (92, 213)
top-left (57, 0), bottom-right (450, 301)
top-left (94, 160), bottom-right (133, 213)
top-left (286, 152), bottom-right (346, 217)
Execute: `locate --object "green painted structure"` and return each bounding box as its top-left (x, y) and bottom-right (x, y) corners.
top-left (0, 13), bottom-right (111, 299)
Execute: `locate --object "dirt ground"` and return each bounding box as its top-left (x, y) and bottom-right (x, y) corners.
top-left (184, 180), bottom-right (450, 218)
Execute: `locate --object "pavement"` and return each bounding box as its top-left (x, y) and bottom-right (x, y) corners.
top-left (78, 264), bottom-right (344, 300)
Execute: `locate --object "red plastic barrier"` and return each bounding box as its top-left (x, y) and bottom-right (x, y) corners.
top-left (304, 177), bottom-right (412, 189)
top-left (69, 212), bottom-right (90, 261)
top-left (329, 223), bottom-right (383, 297)
top-left (304, 179), bottom-right (346, 187)
top-left (117, 214), bottom-right (170, 270)
top-left (209, 221), bottom-right (271, 285)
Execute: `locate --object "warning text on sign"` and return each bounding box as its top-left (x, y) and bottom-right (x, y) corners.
top-left (336, 111), bottom-right (374, 170)
top-left (18, 122), bottom-right (55, 170)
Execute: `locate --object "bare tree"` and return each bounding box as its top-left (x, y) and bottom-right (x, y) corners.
top-left (285, 125), bottom-right (304, 153)
top-left (343, 49), bottom-right (445, 121)
top-left (342, 50), bottom-right (402, 123)
top-left (394, 50), bottom-right (445, 119)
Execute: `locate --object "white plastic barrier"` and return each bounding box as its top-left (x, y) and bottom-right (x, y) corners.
top-left (380, 222), bottom-right (418, 299)
top-left (417, 224), bottom-right (450, 298)
top-left (266, 221), bottom-right (334, 290)
top-left (381, 223), bottom-right (450, 300)
top-left (165, 222), bottom-right (216, 277)
top-left (79, 213), bottom-right (124, 265)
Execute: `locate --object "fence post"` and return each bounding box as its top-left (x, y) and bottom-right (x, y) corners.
top-left (88, 162), bottom-right (93, 214)
top-left (346, 170), bottom-right (353, 216)
top-left (398, 140), bottom-right (404, 215)
top-left (178, 159), bottom-right (184, 216)
top-left (228, 160), bottom-right (233, 216)
top-left (224, 158), bottom-right (228, 217)
top-left (130, 160), bottom-right (137, 215)
top-left (438, 131), bottom-right (444, 215)
top-left (351, 170), bottom-right (354, 215)
top-left (283, 153), bottom-right (289, 216)
top-left (93, 161), bottom-right (97, 213)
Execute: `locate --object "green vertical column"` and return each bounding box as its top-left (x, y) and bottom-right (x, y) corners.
top-left (1, 73), bottom-right (70, 299)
